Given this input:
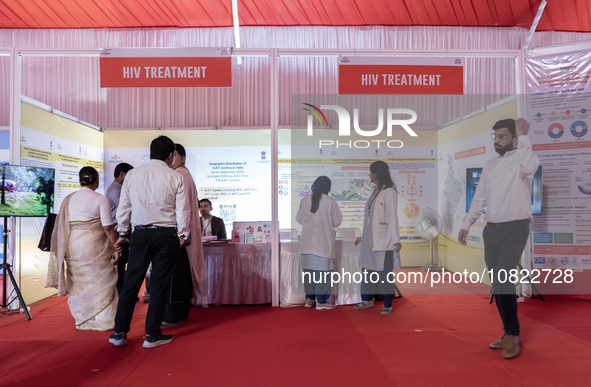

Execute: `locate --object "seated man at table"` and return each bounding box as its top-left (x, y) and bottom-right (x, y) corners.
top-left (199, 198), bottom-right (227, 240)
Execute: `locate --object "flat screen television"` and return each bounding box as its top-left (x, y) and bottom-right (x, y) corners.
top-left (465, 168), bottom-right (484, 213)
top-left (466, 166), bottom-right (542, 215)
top-left (0, 164), bottom-right (55, 217)
top-left (531, 166), bottom-right (543, 215)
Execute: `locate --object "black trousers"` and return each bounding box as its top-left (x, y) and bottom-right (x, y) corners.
top-left (116, 240), bottom-right (129, 294)
top-left (360, 250), bottom-right (395, 308)
top-left (114, 227), bottom-right (180, 336)
top-left (483, 220), bottom-right (530, 336)
top-left (163, 246), bottom-right (192, 323)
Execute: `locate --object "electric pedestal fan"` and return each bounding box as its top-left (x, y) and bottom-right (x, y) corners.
top-left (414, 207), bottom-right (443, 272)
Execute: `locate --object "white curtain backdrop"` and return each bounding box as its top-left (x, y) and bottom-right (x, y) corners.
top-left (1, 26), bottom-right (591, 128)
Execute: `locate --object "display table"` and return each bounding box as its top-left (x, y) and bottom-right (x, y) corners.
top-left (279, 239), bottom-right (363, 307)
top-left (203, 242), bottom-right (271, 305)
top-left (202, 240), bottom-right (364, 306)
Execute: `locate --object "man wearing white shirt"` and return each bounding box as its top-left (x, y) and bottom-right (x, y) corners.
top-left (458, 118), bottom-right (539, 360)
top-left (109, 136), bottom-right (190, 349)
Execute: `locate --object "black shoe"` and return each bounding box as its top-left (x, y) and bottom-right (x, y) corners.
top-left (109, 332), bottom-right (128, 347)
top-left (161, 321), bottom-right (180, 327)
top-left (143, 334), bottom-right (173, 348)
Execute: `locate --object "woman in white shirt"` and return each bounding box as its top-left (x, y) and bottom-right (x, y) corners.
top-left (46, 167), bottom-right (120, 331)
top-left (354, 161), bottom-right (402, 315)
top-left (296, 176), bottom-right (342, 310)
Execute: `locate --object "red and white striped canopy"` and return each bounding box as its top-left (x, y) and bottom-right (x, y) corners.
top-left (0, 0), bottom-right (588, 32)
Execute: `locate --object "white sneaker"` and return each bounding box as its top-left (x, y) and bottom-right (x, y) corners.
top-left (304, 299), bottom-right (316, 308)
top-left (142, 334), bottom-right (173, 349)
top-left (109, 332), bottom-right (128, 347)
top-left (316, 303), bottom-right (337, 310)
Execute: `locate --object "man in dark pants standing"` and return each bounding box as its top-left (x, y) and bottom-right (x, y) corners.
top-left (105, 162), bottom-right (134, 294)
top-left (458, 118), bottom-right (539, 359)
top-left (108, 136), bottom-right (190, 349)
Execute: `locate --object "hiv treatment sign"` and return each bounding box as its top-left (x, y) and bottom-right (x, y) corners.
top-left (100, 47), bottom-right (231, 88)
top-left (338, 56), bottom-right (464, 95)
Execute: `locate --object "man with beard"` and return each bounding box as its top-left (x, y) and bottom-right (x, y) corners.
top-left (199, 199), bottom-right (227, 240)
top-left (458, 118), bottom-right (539, 360)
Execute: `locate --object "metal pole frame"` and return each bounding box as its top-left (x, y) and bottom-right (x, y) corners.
top-left (11, 46), bottom-right (524, 308)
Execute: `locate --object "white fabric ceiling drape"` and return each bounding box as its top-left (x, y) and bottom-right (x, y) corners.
top-left (1, 26), bottom-right (591, 128)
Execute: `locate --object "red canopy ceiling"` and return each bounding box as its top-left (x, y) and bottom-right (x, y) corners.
top-left (0, 0), bottom-right (589, 32)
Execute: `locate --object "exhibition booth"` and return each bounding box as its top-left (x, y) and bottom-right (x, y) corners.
top-left (1, 28), bottom-right (590, 311)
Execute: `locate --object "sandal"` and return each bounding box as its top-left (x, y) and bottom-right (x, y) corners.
top-left (354, 301), bottom-right (375, 310)
top-left (381, 307), bottom-right (393, 315)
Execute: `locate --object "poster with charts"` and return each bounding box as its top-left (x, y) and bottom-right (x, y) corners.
top-left (526, 43), bottom-right (591, 270)
top-left (284, 131), bottom-right (437, 241)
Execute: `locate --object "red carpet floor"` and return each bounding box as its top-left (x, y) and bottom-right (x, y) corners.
top-left (1, 289), bottom-right (591, 386)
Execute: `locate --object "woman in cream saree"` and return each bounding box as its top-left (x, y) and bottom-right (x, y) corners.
top-left (46, 167), bottom-right (119, 331)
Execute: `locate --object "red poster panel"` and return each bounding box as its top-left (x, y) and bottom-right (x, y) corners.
top-left (100, 56), bottom-right (231, 88)
top-left (339, 64), bottom-right (463, 95)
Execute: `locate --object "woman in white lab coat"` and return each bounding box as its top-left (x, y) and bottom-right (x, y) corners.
top-left (296, 176), bottom-right (342, 310)
top-left (354, 161), bottom-right (402, 315)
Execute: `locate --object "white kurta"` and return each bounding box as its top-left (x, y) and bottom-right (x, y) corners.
top-left (175, 165), bottom-right (207, 305)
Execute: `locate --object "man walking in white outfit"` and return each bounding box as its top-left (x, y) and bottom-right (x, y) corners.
top-left (458, 118), bottom-right (539, 359)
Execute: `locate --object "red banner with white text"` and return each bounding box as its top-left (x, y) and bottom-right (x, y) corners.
top-left (338, 56), bottom-right (463, 95)
top-left (100, 53), bottom-right (231, 88)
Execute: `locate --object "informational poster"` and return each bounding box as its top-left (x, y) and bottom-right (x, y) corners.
top-left (284, 129), bottom-right (437, 241)
top-left (104, 130), bottom-right (271, 237)
top-left (20, 103), bottom-right (105, 210)
top-left (526, 42), bottom-right (591, 270)
top-left (438, 131), bottom-right (493, 246)
top-left (18, 101), bottom-right (104, 304)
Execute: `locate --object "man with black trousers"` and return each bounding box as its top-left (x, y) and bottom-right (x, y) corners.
top-left (458, 118), bottom-right (539, 359)
top-left (105, 162), bottom-right (134, 294)
top-left (108, 136), bottom-right (190, 349)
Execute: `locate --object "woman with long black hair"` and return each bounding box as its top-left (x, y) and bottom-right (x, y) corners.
top-left (296, 176), bottom-right (342, 310)
top-left (354, 161), bottom-right (402, 315)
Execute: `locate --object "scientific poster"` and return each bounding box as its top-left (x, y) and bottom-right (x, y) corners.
top-left (526, 43), bottom-right (591, 270)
